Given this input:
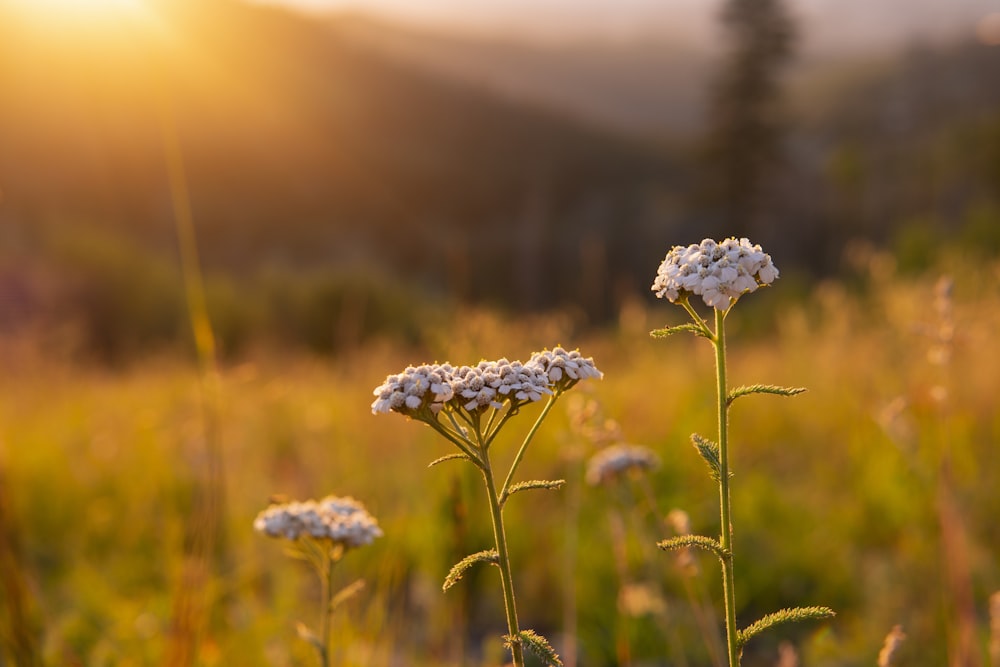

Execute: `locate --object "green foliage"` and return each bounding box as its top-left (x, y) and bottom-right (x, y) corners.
top-left (650, 323), bottom-right (709, 339)
top-left (5, 257), bottom-right (1000, 665)
top-left (428, 453), bottom-right (474, 468)
top-left (737, 606), bottom-right (836, 648)
top-left (657, 535), bottom-right (729, 562)
top-left (504, 479), bottom-right (566, 499)
top-left (443, 550), bottom-right (498, 592)
top-left (41, 226), bottom-right (184, 361)
top-left (726, 384), bottom-right (806, 406)
top-left (505, 629), bottom-right (562, 667)
top-left (690, 433), bottom-right (724, 482)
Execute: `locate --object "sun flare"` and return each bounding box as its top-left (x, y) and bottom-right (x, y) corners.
top-left (8, 0), bottom-right (153, 32)
top-left (12, 0), bottom-right (146, 16)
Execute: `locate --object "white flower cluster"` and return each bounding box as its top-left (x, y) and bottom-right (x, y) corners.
top-left (371, 349), bottom-right (601, 416)
top-left (586, 444), bottom-right (660, 485)
top-left (370, 363), bottom-right (456, 415)
top-left (529, 347), bottom-right (604, 392)
top-left (652, 237), bottom-right (779, 310)
top-left (254, 495), bottom-right (383, 548)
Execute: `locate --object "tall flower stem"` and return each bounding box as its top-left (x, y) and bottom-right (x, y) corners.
top-left (480, 447), bottom-right (525, 667)
top-left (318, 551), bottom-right (334, 667)
top-left (712, 308), bottom-right (740, 667)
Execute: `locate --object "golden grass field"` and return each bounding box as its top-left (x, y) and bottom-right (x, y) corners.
top-left (2, 250), bottom-right (1000, 666)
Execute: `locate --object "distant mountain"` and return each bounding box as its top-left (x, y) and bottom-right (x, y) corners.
top-left (318, 0), bottom-right (998, 139)
top-left (326, 14), bottom-right (714, 138)
top-left (0, 0), bottom-right (675, 318)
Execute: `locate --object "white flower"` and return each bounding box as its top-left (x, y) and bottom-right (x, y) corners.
top-left (254, 495), bottom-right (383, 549)
top-left (373, 348), bottom-right (597, 420)
top-left (652, 237), bottom-right (779, 310)
top-left (528, 347), bottom-right (602, 393)
top-left (586, 444), bottom-right (660, 485)
top-left (371, 363), bottom-right (455, 415)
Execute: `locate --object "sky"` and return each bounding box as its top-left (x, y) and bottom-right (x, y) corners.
top-left (251, 0), bottom-right (1000, 52)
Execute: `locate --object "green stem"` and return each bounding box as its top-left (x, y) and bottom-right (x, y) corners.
top-left (681, 298), bottom-right (715, 340)
top-left (499, 395), bottom-right (558, 504)
top-left (426, 419), bottom-right (483, 467)
top-left (319, 550), bottom-right (334, 667)
top-left (713, 308), bottom-right (740, 667)
top-left (480, 449), bottom-right (525, 667)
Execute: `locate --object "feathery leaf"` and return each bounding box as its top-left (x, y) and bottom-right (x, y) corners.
top-left (428, 453), bottom-right (475, 468)
top-left (507, 479), bottom-right (565, 497)
top-left (727, 384), bottom-right (807, 406)
top-left (657, 535), bottom-right (730, 561)
top-left (295, 622), bottom-right (324, 654)
top-left (330, 579), bottom-right (365, 611)
top-left (651, 323), bottom-right (709, 338)
top-left (738, 606), bottom-right (836, 647)
top-left (505, 629), bottom-right (563, 666)
top-left (691, 433), bottom-right (724, 481)
top-left (443, 550), bottom-right (498, 592)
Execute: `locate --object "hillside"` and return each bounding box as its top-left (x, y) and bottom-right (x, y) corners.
top-left (0, 0), bottom-right (674, 319)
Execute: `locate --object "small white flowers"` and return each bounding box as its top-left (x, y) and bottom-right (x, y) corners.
top-left (254, 495), bottom-right (383, 549)
top-left (371, 349), bottom-right (601, 417)
top-left (586, 444), bottom-right (660, 485)
top-left (651, 237), bottom-right (779, 310)
top-left (529, 347), bottom-right (604, 393)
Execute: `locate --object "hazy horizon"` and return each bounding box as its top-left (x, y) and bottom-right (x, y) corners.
top-left (251, 0), bottom-right (998, 55)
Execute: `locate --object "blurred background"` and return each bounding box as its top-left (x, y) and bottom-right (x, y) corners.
top-left (1, 0), bottom-right (1000, 665)
top-left (2, 0), bottom-right (999, 358)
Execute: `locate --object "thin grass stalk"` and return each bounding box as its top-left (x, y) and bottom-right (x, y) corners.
top-left (0, 467), bottom-right (41, 666)
top-left (158, 99), bottom-right (227, 667)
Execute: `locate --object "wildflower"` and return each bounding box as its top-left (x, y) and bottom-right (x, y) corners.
top-left (370, 346), bottom-right (599, 667)
top-left (586, 444), bottom-right (660, 485)
top-left (372, 354), bottom-right (582, 418)
top-left (254, 495), bottom-right (383, 549)
top-left (651, 237), bottom-right (779, 310)
top-left (528, 347), bottom-right (603, 393)
top-left (371, 363), bottom-right (456, 416)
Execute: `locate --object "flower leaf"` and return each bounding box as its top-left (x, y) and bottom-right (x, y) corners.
top-left (657, 535), bottom-right (729, 562)
top-left (330, 578), bottom-right (365, 611)
top-left (428, 453), bottom-right (475, 468)
top-left (507, 479), bottom-right (565, 497)
top-left (737, 606), bottom-right (836, 648)
top-left (650, 323), bottom-right (709, 338)
top-left (504, 629), bottom-right (563, 666)
top-left (296, 621), bottom-right (325, 655)
top-left (442, 550), bottom-right (498, 592)
top-left (727, 384), bottom-right (807, 406)
top-left (691, 433), bottom-right (725, 482)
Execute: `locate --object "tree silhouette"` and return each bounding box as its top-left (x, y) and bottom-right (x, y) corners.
top-left (703, 0), bottom-right (796, 239)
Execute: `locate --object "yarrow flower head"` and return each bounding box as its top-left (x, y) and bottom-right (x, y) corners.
top-left (651, 237), bottom-right (779, 310)
top-left (254, 495), bottom-right (383, 549)
top-left (528, 347), bottom-right (603, 394)
top-left (586, 444), bottom-right (660, 485)
top-left (371, 349), bottom-right (600, 417)
top-left (370, 363), bottom-right (456, 416)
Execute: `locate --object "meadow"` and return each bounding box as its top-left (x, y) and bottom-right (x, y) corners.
top-left (2, 247), bottom-right (1000, 667)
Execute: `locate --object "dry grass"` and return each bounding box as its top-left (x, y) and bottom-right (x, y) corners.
top-left (1, 255), bottom-right (999, 665)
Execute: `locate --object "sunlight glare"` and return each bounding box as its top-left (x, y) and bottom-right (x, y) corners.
top-left (8, 0), bottom-right (152, 32)
top-left (13, 0), bottom-right (145, 16)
